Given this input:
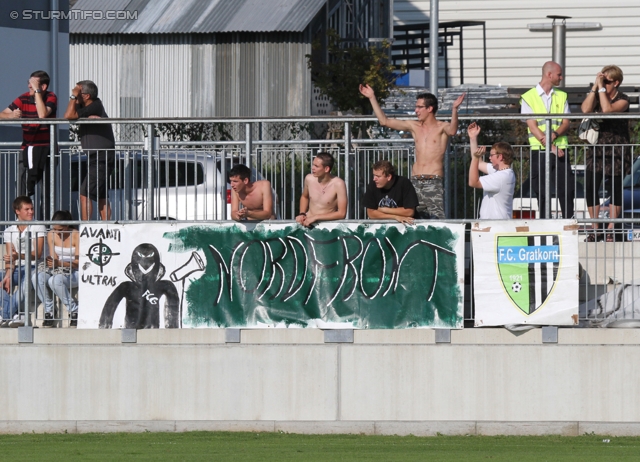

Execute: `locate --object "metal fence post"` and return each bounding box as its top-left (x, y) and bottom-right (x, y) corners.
top-left (245, 123), bottom-right (252, 170)
top-left (544, 119), bottom-right (552, 219)
top-left (146, 124), bottom-right (155, 221)
top-left (444, 142), bottom-right (451, 218)
top-left (344, 121), bottom-right (351, 219)
top-left (49, 123), bottom-right (56, 220)
top-left (123, 151), bottom-right (131, 221)
top-left (24, 231), bottom-right (31, 327)
top-left (290, 150), bottom-right (295, 219)
top-left (220, 148), bottom-right (227, 220)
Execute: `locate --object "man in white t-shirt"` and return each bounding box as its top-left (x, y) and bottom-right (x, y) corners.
top-left (467, 123), bottom-right (516, 220)
top-left (1, 196), bottom-right (46, 327)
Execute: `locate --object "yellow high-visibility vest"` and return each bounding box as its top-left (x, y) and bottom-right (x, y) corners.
top-left (520, 88), bottom-right (568, 149)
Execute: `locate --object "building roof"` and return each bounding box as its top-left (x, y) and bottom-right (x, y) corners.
top-left (70, 0), bottom-right (326, 34)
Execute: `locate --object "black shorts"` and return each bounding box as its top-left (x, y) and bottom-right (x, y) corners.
top-left (80, 151), bottom-right (115, 201)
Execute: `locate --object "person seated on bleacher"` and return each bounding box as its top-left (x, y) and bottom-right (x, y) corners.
top-left (32, 210), bottom-right (79, 327)
top-left (0, 196), bottom-right (46, 327)
top-left (362, 160), bottom-right (418, 224)
top-left (229, 164), bottom-right (276, 221)
top-left (295, 152), bottom-right (347, 227)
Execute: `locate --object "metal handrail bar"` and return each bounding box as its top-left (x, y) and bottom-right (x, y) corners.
top-left (11, 138), bottom-right (635, 148)
top-left (19, 139), bottom-right (638, 149)
top-left (0, 112), bottom-right (638, 126)
top-left (151, 140), bottom-right (346, 147)
top-left (0, 218), bottom-right (636, 227)
top-left (0, 141), bottom-right (146, 147)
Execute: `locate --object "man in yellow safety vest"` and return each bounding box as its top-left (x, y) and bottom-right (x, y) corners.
top-left (520, 61), bottom-right (575, 219)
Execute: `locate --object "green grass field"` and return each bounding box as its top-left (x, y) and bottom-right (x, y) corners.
top-left (0, 432), bottom-right (638, 461)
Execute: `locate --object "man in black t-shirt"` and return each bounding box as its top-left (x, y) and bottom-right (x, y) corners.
top-left (64, 80), bottom-right (116, 220)
top-left (362, 160), bottom-right (418, 224)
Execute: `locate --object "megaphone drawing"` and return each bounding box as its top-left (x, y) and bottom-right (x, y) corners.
top-left (170, 251), bottom-right (205, 282)
top-left (170, 251), bottom-right (206, 328)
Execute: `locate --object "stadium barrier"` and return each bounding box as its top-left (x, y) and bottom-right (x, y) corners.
top-left (1, 116), bottom-right (640, 435)
top-left (0, 113), bottom-right (638, 327)
top-left (0, 217), bottom-right (635, 328)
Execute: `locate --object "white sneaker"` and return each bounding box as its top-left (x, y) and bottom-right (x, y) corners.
top-left (9, 314), bottom-right (24, 328)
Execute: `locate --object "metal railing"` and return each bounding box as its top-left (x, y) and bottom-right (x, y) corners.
top-left (0, 113), bottom-right (636, 218)
top-left (0, 221), bottom-right (638, 328)
top-left (0, 113), bottom-right (639, 327)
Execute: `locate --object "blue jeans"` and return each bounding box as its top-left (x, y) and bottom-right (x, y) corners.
top-left (33, 271), bottom-right (79, 315)
top-left (0, 266), bottom-right (31, 320)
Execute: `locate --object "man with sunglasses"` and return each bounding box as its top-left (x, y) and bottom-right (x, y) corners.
top-left (64, 80), bottom-right (116, 221)
top-left (359, 84), bottom-right (465, 219)
top-left (520, 61), bottom-right (575, 219)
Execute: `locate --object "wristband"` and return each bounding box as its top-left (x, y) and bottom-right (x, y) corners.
top-left (299, 212), bottom-right (307, 216)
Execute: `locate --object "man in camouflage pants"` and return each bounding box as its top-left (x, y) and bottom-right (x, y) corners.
top-left (411, 174), bottom-right (445, 219)
top-left (359, 84), bottom-right (465, 219)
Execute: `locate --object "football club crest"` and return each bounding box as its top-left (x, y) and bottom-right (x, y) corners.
top-left (496, 234), bottom-right (560, 315)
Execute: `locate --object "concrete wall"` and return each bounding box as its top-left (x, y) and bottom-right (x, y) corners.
top-left (2, 328), bottom-right (640, 435)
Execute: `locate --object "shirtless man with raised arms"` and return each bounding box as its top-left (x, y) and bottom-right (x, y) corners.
top-left (359, 84), bottom-right (465, 219)
top-left (295, 152), bottom-right (347, 227)
top-left (229, 164), bottom-right (275, 221)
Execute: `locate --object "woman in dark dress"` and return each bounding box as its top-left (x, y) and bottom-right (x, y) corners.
top-left (581, 65), bottom-right (631, 242)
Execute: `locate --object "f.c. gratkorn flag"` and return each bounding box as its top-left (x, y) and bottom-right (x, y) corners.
top-left (472, 220), bottom-right (578, 327)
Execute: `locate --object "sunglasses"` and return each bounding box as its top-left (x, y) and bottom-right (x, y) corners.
top-left (603, 79), bottom-right (614, 85)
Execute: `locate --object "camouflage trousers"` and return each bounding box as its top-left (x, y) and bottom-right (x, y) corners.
top-left (411, 175), bottom-right (445, 219)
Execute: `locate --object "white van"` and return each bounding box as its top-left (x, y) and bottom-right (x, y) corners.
top-left (70, 151), bottom-right (235, 220)
top-left (69, 151), bottom-right (279, 221)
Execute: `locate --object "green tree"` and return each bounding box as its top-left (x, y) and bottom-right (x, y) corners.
top-left (154, 123), bottom-right (233, 147)
top-left (306, 29), bottom-right (403, 114)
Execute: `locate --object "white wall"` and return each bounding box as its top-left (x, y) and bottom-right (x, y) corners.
top-left (3, 328), bottom-right (640, 435)
top-left (395, 1), bottom-right (640, 88)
